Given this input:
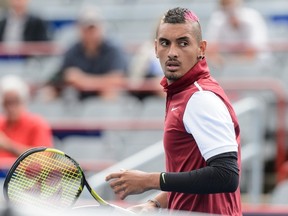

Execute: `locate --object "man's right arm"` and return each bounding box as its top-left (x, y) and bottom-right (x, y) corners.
top-left (152, 192), bottom-right (168, 209)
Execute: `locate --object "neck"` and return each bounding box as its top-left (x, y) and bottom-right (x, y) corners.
top-left (83, 42), bottom-right (101, 57)
top-left (167, 59), bottom-right (204, 85)
top-left (161, 59), bottom-right (210, 94)
top-left (10, 8), bottom-right (26, 18)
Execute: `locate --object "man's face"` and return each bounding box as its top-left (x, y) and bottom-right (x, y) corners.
top-left (220, 0), bottom-right (241, 29)
top-left (9, 0), bottom-right (29, 15)
top-left (220, 0), bottom-right (234, 9)
top-left (79, 25), bottom-right (103, 50)
top-left (2, 91), bottom-right (24, 122)
top-left (155, 22), bottom-right (203, 84)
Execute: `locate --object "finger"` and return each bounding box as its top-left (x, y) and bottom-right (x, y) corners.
top-left (111, 183), bottom-right (129, 199)
top-left (105, 172), bottom-right (122, 181)
top-left (119, 190), bottom-right (128, 200)
top-left (113, 185), bottom-right (126, 194)
top-left (119, 194), bottom-right (126, 200)
top-left (109, 179), bottom-right (123, 188)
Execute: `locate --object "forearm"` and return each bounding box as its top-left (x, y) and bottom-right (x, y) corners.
top-left (86, 72), bottom-right (124, 90)
top-left (0, 139), bottom-right (27, 156)
top-left (47, 69), bottom-right (65, 87)
top-left (160, 152), bottom-right (239, 194)
top-left (106, 170), bottom-right (161, 200)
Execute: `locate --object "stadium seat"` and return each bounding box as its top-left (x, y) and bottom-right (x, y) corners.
top-left (80, 95), bottom-right (142, 120)
top-left (60, 136), bottom-right (116, 173)
top-left (271, 180), bottom-right (288, 205)
top-left (140, 96), bottom-right (165, 119)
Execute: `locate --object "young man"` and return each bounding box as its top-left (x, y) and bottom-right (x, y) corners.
top-left (106, 7), bottom-right (241, 215)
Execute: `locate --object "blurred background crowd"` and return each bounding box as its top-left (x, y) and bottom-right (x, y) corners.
top-left (0, 0), bottom-right (288, 215)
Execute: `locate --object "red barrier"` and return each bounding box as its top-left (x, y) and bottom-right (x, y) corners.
top-left (0, 42), bottom-right (63, 56)
top-left (50, 119), bottom-right (164, 131)
top-left (0, 42), bottom-right (287, 182)
top-left (218, 77), bottom-right (287, 183)
top-left (0, 40), bottom-right (287, 57)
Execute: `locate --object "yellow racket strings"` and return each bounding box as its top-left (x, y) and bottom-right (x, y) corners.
top-left (7, 151), bottom-right (83, 210)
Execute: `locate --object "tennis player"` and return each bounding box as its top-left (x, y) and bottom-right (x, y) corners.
top-left (106, 7), bottom-right (241, 215)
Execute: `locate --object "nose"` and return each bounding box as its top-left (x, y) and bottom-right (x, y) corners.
top-left (168, 44), bottom-right (178, 59)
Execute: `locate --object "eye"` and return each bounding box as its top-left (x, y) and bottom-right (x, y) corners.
top-left (160, 40), bottom-right (169, 47)
top-left (179, 41), bottom-right (188, 47)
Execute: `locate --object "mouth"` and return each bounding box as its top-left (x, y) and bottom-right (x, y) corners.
top-left (166, 60), bottom-right (180, 72)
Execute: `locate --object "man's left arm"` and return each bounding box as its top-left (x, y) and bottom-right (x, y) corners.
top-left (179, 91), bottom-right (240, 194)
top-left (160, 151), bottom-right (239, 194)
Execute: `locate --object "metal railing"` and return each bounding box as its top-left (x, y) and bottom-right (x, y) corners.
top-left (219, 78), bottom-right (288, 182)
top-left (233, 97), bottom-right (266, 204)
top-left (85, 97), bottom-right (267, 204)
top-left (86, 140), bottom-right (165, 203)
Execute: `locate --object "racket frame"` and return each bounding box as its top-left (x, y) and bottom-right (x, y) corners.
top-left (3, 147), bottom-right (48, 202)
top-left (3, 147), bottom-right (108, 207)
top-left (3, 147), bottom-right (133, 214)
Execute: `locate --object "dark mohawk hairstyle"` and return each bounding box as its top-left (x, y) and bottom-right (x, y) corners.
top-left (163, 7), bottom-right (199, 24)
top-left (156, 7), bottom-right (202, 43)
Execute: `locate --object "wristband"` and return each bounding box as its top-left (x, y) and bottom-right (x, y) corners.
top-left (147, 199), bottom-right (161, 208)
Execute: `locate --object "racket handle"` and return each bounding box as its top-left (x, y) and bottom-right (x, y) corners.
top-left (109, 203), bottom-right (135, 215)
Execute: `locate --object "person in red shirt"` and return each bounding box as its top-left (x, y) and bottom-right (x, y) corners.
top-left (0, 75), bottom-right (53, 168)
top-left (105, 7), bottom-right (241, 215)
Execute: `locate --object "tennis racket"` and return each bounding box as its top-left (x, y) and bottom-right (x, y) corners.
top-left (3, 147), bottom-right (133, 214)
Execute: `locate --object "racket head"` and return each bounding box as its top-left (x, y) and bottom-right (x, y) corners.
top-left (3, 147), bottom-right (85, 211)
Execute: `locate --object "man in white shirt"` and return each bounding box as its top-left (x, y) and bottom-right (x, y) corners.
top-left (205, 0), bottom-right (270, 69)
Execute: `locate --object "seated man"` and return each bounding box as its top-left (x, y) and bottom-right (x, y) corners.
top-left (205, 0), bottom-right (270, 68)
top-left (127, 40), bottom-right (164, 101)
top-left (0, 75), bottom-right (53, 172)
top-left (45, 7), bottom-right (128, 101)
top-left (0, 0), bottom-right (50, 43)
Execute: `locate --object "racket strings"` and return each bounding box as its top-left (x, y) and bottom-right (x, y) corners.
top-left (7, 151), bottom-right (83, 210)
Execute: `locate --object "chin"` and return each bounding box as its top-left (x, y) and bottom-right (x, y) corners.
top-left (6, 114), bottom-right (20, 122)
top-left (165, 72), bottom-right (180, 81)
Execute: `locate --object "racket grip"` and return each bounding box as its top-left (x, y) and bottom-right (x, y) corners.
top-left (109, 203), bottom-right (135, 215)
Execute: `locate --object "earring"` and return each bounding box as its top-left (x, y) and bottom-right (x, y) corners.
top-left (197, 55), bottom-right (204, 60)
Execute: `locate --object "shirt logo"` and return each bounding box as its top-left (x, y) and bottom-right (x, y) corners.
top-left (171, 107), bottom-right (178, 112)
top-left (161, 172), bottom-right (166, 184)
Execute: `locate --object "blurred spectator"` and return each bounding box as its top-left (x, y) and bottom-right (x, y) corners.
top-left (205, 0), bottom-right (270, 68)
top-left (0, 75), bottom-right (53, 167)
top-left (0, 0), bottom-right (8, 13)
top-left (0, 0), bottom-right (51, 44)
top-left (44, 6), bottom-right (128, 101)
top-left (127, 41), bottom-right (164, 101)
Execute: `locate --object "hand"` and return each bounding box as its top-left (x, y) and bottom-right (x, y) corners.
top-left (0, 132), bottom-right (11, 150)
top-left (37, 86), bottom-right (59, 102)
top-left (64, 67), bottom-right (90, 90)
top-left (105, 170), bottom-right (160, 200)
top-left (0, 132), bottom-right (28, 156)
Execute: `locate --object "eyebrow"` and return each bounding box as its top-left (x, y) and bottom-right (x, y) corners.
top-left (158, 36), bottom-right (190, 42)
top-left (176, 36), bottom-right (190, 41)
top-left (158, 37), bottom-right (168, 42)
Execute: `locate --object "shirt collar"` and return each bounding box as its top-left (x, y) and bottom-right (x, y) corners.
top-left (161, 59), bottom-right (210, 95)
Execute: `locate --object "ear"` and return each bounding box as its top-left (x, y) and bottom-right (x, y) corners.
top-left (154, 39), bottom-right (159, 58)
top-left (199, 40), bottom-right (207, 56)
